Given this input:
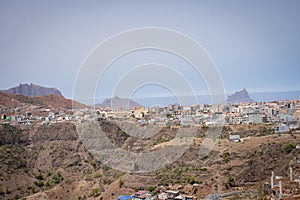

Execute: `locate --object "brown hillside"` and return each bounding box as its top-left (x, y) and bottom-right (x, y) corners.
top-left (0, 122), bottom-right (299, 199)
top-left (34, 94), bottom-right (87, 109)
top-left (0, 92), bottom-right (21, 108)
top-left (0, 92), bottom-right (87, 110)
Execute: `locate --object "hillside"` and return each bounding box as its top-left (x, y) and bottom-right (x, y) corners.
top-left (0, 92), bottom-right (87, 110)
top-left (34, 94), bottom-right (87, 110)
top-left (1, 83), bottom-right (62, 97)
top-left (0, 92), bottom-right (21, 109)
top-left (0, 122), bottom-right (299, 199)
top-left (0, 122), bottom-right (109, 200)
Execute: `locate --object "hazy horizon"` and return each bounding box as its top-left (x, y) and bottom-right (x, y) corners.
top-left (1, 82), bottom-right (300, 107)
top-left (90, 89), bottom-right (300, 107)
top-left (1, 1), bottom-right (300, 100)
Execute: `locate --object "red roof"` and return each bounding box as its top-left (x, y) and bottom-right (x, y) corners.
top-left (135, 190), bottom-right (149, 195)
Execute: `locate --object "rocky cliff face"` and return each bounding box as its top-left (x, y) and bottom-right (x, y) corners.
top-left (1, 83), bottom-right (62, 97)
top-left (227, 88), bottom-right (254, 103)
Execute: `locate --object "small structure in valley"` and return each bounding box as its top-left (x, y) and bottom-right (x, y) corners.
top-left (229, 134), bottom-right (240, 142)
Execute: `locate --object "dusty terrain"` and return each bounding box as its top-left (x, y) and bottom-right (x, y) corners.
top-left (0, 121), bottom-right (299, 200)
top-left (0, 92), bottom-right (86, 114)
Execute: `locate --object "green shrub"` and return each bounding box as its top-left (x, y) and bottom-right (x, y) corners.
top-left (226, 175), bottom-right (235, 188)
top-left (52, 171), bottom-right (63, 184)
top-left (187, 176), bottom-right (196, 184)
top-left (103, 166), bottom-right (111, 172)
top-left (223, 152), bottom-right (230, 163)
top-left (283, 141), bottom-right (296, 153)
top-left (45, 181), bottom-right (51, 187)
top-left (34, 181), bottom-right (44, 187)
top-left (147, 186), bottom-right (155, 192)
top-left (23, 168), bottom-right (29, 173)
top-left (35, 174), bottom-right (44, 180)
top-left (90, 188), bottom-right (100, 197)
top-left (92, 172), bottom-right (102, 178)
top-left (119, 179), bottom-right (124, 188)
top-left (0, 185), bottom-right (4, 195)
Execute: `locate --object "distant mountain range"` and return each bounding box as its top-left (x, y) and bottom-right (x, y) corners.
top-left (226, 88), bottom-right (254, 104)
top-left (96, 96), bottom-right (141, 109)
top-left (1, 83), bottom-right (62, 97)
top-left (1, 83), bottom-right (299, 108)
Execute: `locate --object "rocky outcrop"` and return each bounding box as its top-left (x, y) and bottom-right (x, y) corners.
top-left (1, 83), bottom-right (62, 97)
top-left (97, 96), bottom-right (141, 109)
top-left (227, 88), bottom-right (254, 103)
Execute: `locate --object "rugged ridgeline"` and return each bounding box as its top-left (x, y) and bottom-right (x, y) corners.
top-left (227, 88), bottom-right (254, 104)
top-left (96, 96), bottom-right (141, 109)
top-left (1, 83), bottom-right (62, 97)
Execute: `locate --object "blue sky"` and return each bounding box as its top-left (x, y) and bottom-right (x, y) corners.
top-left (0, 0), bottom-right (300, 100)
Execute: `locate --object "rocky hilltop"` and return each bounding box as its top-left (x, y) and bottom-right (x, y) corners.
top-left (97, 96), bottom-right (141, 109)
top-left (1, 83), bottom-right (62, 97)
top-left (227, 88), bottom-right (254, 103)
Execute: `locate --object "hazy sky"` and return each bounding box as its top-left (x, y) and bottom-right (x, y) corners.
top-left (1, 0), bottom-right (300, 99)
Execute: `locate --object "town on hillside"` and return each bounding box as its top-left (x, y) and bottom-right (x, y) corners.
top-left (1, 98), bottom-right (299, 134)
top-left (1, 87), bottom-right (300, 199)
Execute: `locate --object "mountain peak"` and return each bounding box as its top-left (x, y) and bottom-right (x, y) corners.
top-left (1, 83), bottom-right (63, 97)
top-left (96, 96), bottom-right (141, 109)
top-left (227, 88), bottom-right (254, 103)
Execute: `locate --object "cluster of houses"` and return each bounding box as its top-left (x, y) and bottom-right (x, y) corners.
top-left (85, 99), bottom-right (299, 132)
top-left (118, 190), bottom-right (197, 200)
top-left (101, 100), bottom-right (298, 127)
top-left (1, 100), bottom-right (299, 133)
top-left (0, 109), bottom-right (73, 125)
